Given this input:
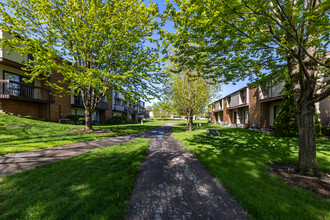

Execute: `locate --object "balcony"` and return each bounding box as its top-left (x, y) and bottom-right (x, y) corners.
top-left (72, 96), bottom-right (109, 110)
top-left (0, 80), bottom-right (53, 103)
top-left (113, 104), bottom-right (126, 112)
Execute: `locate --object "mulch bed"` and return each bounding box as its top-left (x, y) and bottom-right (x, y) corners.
top-left (268, 163), bottom-right (330, 199)
top-left (68, 129), bottom-right (118, 135)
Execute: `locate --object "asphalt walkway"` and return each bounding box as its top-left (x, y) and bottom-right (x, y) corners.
top-left (126, 124), bottom-right (248, 219)
top-left (0, 124), bottom-right (173, 177)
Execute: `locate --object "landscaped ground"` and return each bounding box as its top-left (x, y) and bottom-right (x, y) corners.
top-left (0, 138), bottom-right (149, 219)
top-left (0, 113), bottom-right (163, 155)
top-left (172, 123), bottom-right (330, 220)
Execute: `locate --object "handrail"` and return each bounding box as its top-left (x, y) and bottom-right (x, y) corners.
top-left (0, 80), bottom-right (52, 102)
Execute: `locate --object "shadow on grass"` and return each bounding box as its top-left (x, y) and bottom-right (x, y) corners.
top-left (0, 139), bottom-right (149, 219)
top-left (173, 126), bottom-right (330, 220)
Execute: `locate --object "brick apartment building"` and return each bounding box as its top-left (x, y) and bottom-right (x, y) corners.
top-left (0, 30), bottom-right (147, 124)
top-left (210, 82), bottom-right (330, 132)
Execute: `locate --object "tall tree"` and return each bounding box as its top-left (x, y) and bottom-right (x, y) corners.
top-left (165, 0), bottom-right (330, 172)
top-left (0, 0), bottom-right (160, 131)
top-left (168, 72), bottom-right (212, 131)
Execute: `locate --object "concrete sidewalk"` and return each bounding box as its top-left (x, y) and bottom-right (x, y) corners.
top-left (0, 124), bottom-right (176, 177)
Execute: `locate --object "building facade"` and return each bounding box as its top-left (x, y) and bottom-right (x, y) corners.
top-left (112, 90), bottom-right (147, 122)
top-left (211, 81), bottom-right (330, 132)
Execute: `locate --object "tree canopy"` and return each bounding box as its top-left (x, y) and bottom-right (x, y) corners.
top-left (0, 0), bottom-right (161, 130)
top-left (165, 0), bottom-right (330, 171)
top-left (167, 71), bottom-right (212, 131)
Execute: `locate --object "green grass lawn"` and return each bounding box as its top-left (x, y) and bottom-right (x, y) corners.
top-left (172, 123), bottom-right (330, 220)
top-left (0, 113), bottom-right (163, 155)
top-left (0, 138), bottom-right (149, 219)
top-left (149, 118), bottom-right (208, 124)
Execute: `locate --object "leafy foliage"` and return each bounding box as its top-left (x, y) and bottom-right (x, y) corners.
top-left (167, 71), bottom-right (212, 131)
top-left (164, 0), bottom-right (330, 170)
top-left (275, 82), bottom-right (322, 137)
top-left (107, 115), bottom-right (128, 125)
top-left (151, 100), bottom-right (174, 118)
top-left (0, 0), bottom-right (161, 130)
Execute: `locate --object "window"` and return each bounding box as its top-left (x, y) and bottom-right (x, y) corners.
top-left (240, 90), bottom-right (246, 103)
top-left (243, 109), bottom-right (249, 124)
top-left (274, 105), bottom-right (280, 120)
top-left (227, 97), bottom-right (231, 106)
top-left (4, 71), bottom-right (34, 98)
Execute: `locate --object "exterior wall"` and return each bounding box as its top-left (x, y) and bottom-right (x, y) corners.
top-left (316, 97), bottom-right (330, 128)
top-left (49, 72), bottom-right (71, 122)
top-left (0, 31), bottom-right (28, 64)
top-left (269, 101), bottom-right (282, 126)
top-left (261, 103), bottom-right (270, 128)
top-left (246, 87), bottom-right (250, 104)
top-left (0, 99), bottom-right (48, 118)
top-left (249, 87), bottom-right (261, 127)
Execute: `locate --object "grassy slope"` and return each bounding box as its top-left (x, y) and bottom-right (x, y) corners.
top-left (0, 138), bottom-right (149, 219)
top-left (172, 123), bottom-right (330, 220)
top-left (0, 113), bottom-right (163, 155)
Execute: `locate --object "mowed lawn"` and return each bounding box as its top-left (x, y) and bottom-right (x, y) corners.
top-left (173, 123), bottom-right (330, 220)
top-left (0, 139), bottom-right (149, 219)
top-left (0, 113), bottom-right (163, 155)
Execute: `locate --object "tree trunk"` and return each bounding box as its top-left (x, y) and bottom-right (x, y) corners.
top-left (85, 108), bottom-right (93, 131)
top-left (189, 114), bottom-right (193, 132)
top-left (297, 101), bottom-right (317, 172)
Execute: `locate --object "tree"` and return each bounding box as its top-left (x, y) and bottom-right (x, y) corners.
top-left (275, 79), bottom-right (322, 137)
top-left (0, 0), bottom-right (160, 131)
top-left (151, 100), bottom-right (174, 118)
top-left (167, 72), bottom-right (212, 132)
top-left (165, 0), bottom-right (330, 172)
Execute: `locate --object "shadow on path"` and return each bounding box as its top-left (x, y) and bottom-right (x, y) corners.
top-left (126, 126), bottom-right (248, 220)
top-left (0, 123), bottom-right (178, 177)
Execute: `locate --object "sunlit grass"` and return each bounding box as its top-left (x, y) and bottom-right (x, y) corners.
top-left (0, 138), bottom-right (149, 219)
top-left (0, 113), bottom-right (163, 155)
top-left (173, 124), bottom-right (330, 220)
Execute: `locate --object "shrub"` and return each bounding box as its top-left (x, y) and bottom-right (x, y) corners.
top-left (67, 114), bottom-right (85, 123)
top-left (275, 81), bottom-right (322, 137)
top-left (108, 115), bottom-right (127, 125)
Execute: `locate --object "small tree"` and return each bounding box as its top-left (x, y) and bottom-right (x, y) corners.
top-left (168, 72), bottom-right (212, 131)
top-left (275, 80), bottom-right (322, 137)
top-left (0, 0), bottom-right (160, 131)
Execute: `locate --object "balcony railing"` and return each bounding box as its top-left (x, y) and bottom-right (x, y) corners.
top-left (0, 80), bottom-right (53, 103)
top-left (113, 104), bottom-right (125, 112)
top-left (72, 95), bottom-right (109, 110)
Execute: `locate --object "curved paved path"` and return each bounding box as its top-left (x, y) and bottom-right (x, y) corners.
top-left (0, 124), bottom-right (175, 177)
top-left (126, 124), bottom-right (248, 220)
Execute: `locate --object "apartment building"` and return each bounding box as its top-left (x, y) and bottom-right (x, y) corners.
top-left (0, 30), bottom-right (147, 124)
top-left (112, 91), bottom-right (147, 122)
top-left (211, 81), bottom-right (330, 132)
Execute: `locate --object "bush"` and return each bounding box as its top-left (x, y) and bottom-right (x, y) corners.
top-left (107, 115), bottom-right (127, 125)
top-left (67, 115), bottom-right (85, 124)
top-left (275, 81), bottom-right (322, 137)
